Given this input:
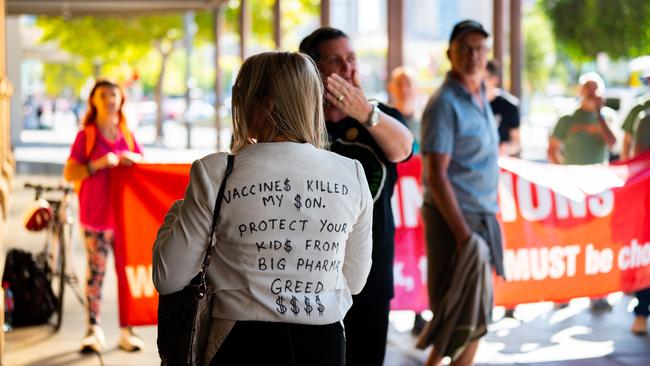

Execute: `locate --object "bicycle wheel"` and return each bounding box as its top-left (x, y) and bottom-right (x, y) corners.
top-left (63, 220), bottom-right (85, 306)
top-left (49, 226), bottom-right (66, 331)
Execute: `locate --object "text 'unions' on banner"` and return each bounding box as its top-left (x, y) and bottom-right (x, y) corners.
top-left (112, 153), bottom-right (650, 325)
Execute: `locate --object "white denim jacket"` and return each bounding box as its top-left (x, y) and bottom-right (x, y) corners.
top-left (153, 142), bottom-right (373, 325)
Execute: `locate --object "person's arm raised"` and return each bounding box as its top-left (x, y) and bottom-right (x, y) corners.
top-left (325, 72), bottom-right (413, 162)
top-left (595, 99), bottom-right (617, 148)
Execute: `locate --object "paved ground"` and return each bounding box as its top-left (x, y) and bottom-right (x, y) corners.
top-left (2, 123), bottom-right (650, 365)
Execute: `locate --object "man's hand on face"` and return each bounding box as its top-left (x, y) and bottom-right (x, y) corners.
top-left (594, 95), bottom-right (604, 113)
top-left (325, 71), bottom-right (373, 123)
top-left (582, 93), bottom-right (604, 114)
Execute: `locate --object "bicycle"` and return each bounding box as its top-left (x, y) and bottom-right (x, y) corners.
top-left (23, 182), bottom-right (84, 331)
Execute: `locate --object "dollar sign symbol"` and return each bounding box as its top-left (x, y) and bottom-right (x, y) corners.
top-left (284, 239), bottom-right (292, 253)
top-left (304, 296), bottom-right (313, 316)
top-left (276, 296), bottom-right (287, 315)
top-left (290, 296), bottom-right (300, 316)
top-left (284, 178), bottom-right (291, 191)
top-left (315, 295), bottom-right (325, 316)
top-left (294, 194), bottom-right (302, 210)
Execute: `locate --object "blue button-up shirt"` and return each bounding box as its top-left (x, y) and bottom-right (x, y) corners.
top-left (421, 73), bottom-right (499, 214)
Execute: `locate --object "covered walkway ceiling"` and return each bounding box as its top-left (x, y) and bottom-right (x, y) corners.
top-left (5, 0), bottom-right (522, 98)
top-left (6, 0), bottom-right (224, 16)
top-left (4, 0), bottom-right (524, 103)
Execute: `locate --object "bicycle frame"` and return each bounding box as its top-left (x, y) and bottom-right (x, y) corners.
top-left (24, 183), bottom-right (83, 331)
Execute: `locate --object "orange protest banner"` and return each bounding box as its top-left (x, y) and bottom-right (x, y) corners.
top-left (494, 154), bottom-right (650, 307)
top-left (112, 154), bottom-right (650, 324)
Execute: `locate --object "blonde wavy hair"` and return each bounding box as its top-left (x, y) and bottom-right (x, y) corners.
top-left (231, 51), bottom-right (327, 153)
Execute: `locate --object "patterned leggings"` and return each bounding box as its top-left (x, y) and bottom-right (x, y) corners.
top-left (84, 229), bottom-right (113, 326)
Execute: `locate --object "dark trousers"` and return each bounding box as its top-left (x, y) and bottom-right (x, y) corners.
top-left (422, 203), bottom-right (501, 312)
top-left (343, 300), bottom-right (391, 366)
top-left (635, 288), bottom-right (650, 317)
top-left (210, 320), bottom-right (344, 366)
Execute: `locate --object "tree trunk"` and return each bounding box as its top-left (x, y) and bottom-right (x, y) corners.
top-left (154, 49), bottom-right (171, 145)
top-left (93, 61), bottom-right (102, 80)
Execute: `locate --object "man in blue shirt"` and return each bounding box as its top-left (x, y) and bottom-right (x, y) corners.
top-left (418, 20), bottom-right (503, 366)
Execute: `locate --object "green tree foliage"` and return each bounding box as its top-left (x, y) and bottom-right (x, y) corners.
top-left (221, 0), bottom-right (319, 47)
top-left (37, 14), bottom-right (186, 142)
top-left (37, 16), bottom-right (157, 75)
top-left (524, 4), bottom-right (556, 92)
top-left (543, 0), bottom-right (650, 61)
top-left (42, 62), bottom-right (87, 97)
top-left (37, 2), bottom-right (320, 95)
top-left (36, 2), bottom-right (319, 142)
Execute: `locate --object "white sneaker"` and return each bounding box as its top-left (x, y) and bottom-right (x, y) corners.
top-left (118, 327), bottom-right (145, 352)
top-left (80, 325), bottom-right (106, 353)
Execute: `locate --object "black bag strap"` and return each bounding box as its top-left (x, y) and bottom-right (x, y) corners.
top-left (199, 154), bottom-right (235, 280)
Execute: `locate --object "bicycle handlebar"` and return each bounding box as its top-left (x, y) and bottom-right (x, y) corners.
top-left (24, 182), bottom-right (74, 194)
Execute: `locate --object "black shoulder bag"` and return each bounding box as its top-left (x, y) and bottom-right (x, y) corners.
top-left (2, 248), bottom-right (57, 326)
top-left (157, 154), bottom-right (235, 366)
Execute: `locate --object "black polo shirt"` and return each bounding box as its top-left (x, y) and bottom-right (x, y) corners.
top-left (326, 103), bottom-right (409, 303)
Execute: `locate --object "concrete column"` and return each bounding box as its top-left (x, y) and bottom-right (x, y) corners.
top-left (509, 0), bottom-right (522, 98)
top-left (6, 16), bottom-right (20, 147)
top-left (238, 0), bottom-right (249, 62)
top-left (320, 0), bottom-right (330, 27)
top-left (273, 0), bottom-right (281, 49)
top-left (492, 0), bottom-right (504, 87)
top-left (387, 0), bottom-right (403, 79)
top-left (213, 4), bottom-right (224, 151)
top-left (0, 1), bottom-right (12, 363)
top-left (0, 210), bottom-right (4, 366)
top-left (0, 1), bottom-right (13, 223)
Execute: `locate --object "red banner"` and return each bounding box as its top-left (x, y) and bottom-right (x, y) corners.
top-left (112, 164), bottom-right (189, 326)
top-left (112, 154), bottom-right (650, 325)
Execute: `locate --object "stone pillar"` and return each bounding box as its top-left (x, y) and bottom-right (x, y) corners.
top-left (239, 0), bottom-right (249, 62)
top-left (509, 0), bottom-right (522, 98)
top-left (0, 0), bottom-right (13, 233)
top-left (273, 0), bottom-right (281, 49)
top-left (213, 4), bottom-right (224, 152)
top-left (320, 0), bottom-right (330, 27)
top-left (0, 1), bottom-right (14, 363)
top-left (387, 0), bottom-right (404, 80)
top-left (492, 0), bottom-right (504, 87)
top-left (6, 16), bottom-right (19, 148)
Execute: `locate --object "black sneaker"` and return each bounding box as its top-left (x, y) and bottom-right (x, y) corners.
top-left (590, 298), bottom-right (612, 312)
top-left (411, 313), bottom-right (426, 336)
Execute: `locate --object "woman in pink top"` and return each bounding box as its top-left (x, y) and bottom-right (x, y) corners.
top-left (63, 80), bottom-right (144, 354)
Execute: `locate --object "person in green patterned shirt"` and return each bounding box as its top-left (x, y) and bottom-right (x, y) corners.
top-left (621, 72), bottom-right (650, 160)
top-left (548, 72), bottom-right (618, 165)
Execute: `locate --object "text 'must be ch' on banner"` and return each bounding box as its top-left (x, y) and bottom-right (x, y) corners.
top-left (112, 153), bottom-right (650, 325)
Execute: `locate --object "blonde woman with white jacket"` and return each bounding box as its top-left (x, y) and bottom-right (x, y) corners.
top-left (153, 51), bottom-right (373, 365)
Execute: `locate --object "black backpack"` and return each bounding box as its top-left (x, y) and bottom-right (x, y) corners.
top-left (2, 248), bottom-right (57, 326)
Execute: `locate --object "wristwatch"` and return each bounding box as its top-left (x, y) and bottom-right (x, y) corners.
top-left (363, 100), bottom-right (380, 128)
